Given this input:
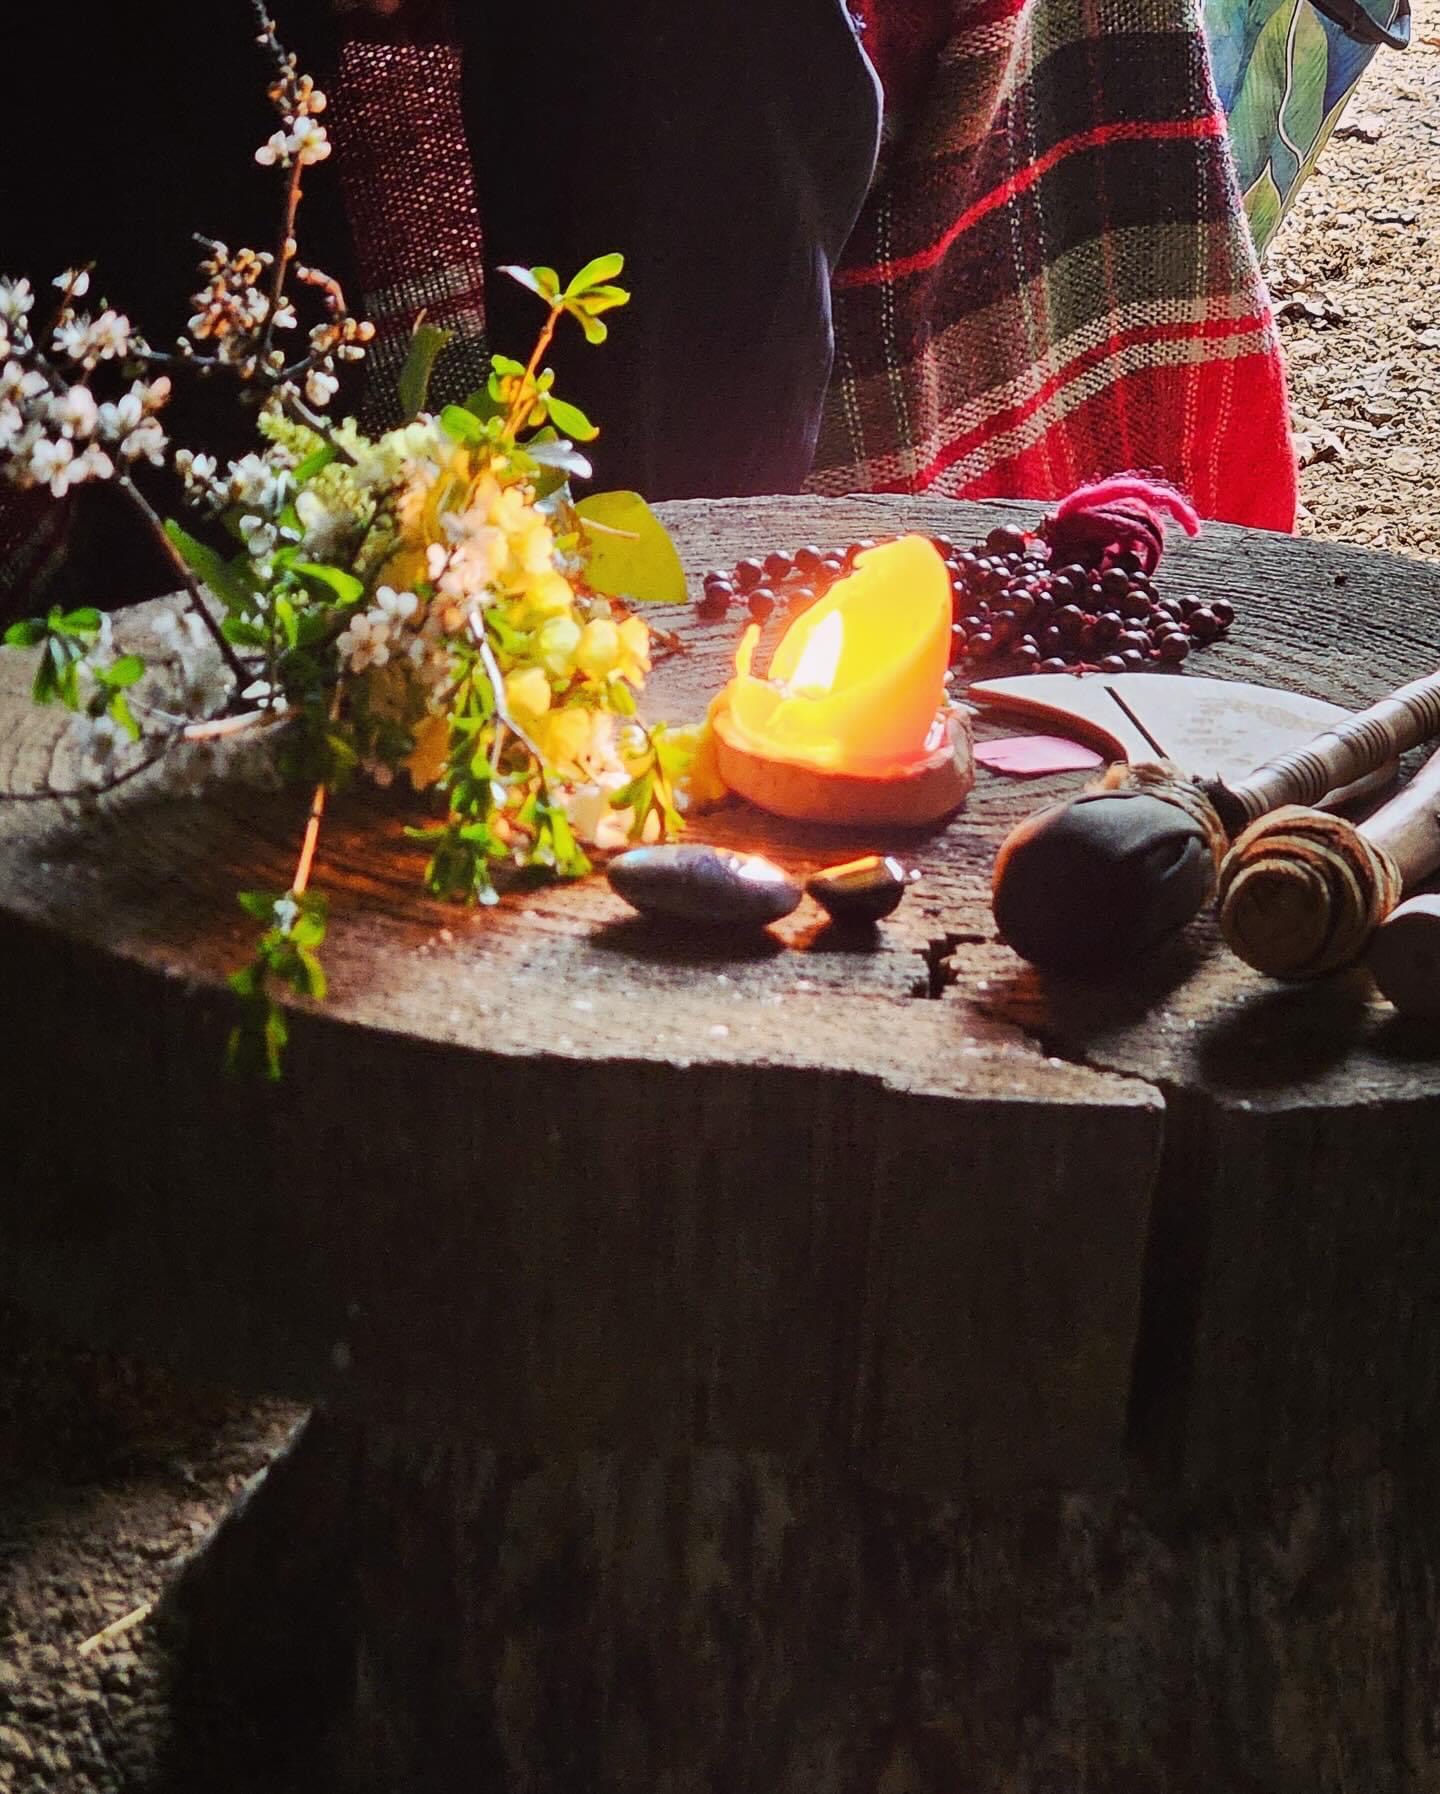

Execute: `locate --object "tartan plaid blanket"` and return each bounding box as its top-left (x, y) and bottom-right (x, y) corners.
top-left (0, 0), bottom-right (1294, 610)
top-left (826, 0), bottom-right (1296, 528)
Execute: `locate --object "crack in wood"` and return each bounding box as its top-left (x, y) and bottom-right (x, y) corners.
top-left (914, 931), bottom-right (990, 998)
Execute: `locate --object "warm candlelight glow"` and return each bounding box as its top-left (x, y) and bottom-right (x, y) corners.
top-left (721, 535), bottom-right (953, 774)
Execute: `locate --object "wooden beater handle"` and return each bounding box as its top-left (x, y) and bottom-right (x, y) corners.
top-left (1213, 667), bottom-right (1440, 833)
top-left (1364, 746), bottom-right (1440, 1016)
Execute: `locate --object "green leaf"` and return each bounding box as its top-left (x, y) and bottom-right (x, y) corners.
top-left (575, 284), bottom-right (629, 317)
top-left (164, 519), bottom-right (253, 612)
top-left (222, 615), bottom-right (268, 648)
top-left (292, 911), bottom-right (326, 949)
top-left (575, 490), bottom-right (688, 604)
top-left (439, 404), bottom-right (485, 445)
top-left (4, 618), bottom-right (47, 648)
top-left (293, 442), bottom-right (339, 485)
top-left (461, 385), bottom-right (507, 424)
top-left (544, 396), bottom-right (599, 442)
top-left (107, 690), bottom-right (141, 740)
top-left (292, 562), bottom-right (364, 606)
top-left (500, 264), bottom-right (561, 303)
top-left (564, 252), bottom-right (625, 296)
top-left (57, 607), bottom-right (102, 635)
top-left (397, 321), bottom-right (455, 418)
top-left (569, 308), bottom-right (609, 346)
top-left (100, 654), bottom-right (145, 690)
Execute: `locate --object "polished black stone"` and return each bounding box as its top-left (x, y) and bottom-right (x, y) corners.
top-left (807, 855), bottom-right (911, 924)
top-left (609, 846), bottom-right (802, 928)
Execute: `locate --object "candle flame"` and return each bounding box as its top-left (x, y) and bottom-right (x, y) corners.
top-left (785, 611), bottom-right (844, 698)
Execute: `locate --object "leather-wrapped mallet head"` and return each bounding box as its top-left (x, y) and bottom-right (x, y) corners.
top-left (992, 785), bottom-right (1219, 973)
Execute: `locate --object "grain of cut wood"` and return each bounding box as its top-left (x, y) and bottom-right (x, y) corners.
top-left (8, 494), bottom-right (1440, 1792)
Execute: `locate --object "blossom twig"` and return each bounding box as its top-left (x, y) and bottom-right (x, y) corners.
top-left (115, 476), bottom-right (249, 689)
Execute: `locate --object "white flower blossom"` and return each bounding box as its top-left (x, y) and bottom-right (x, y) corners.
top-left (49, 386), bottom-right (99, 440)
top-left (53, 267), bottom-right (90, 298)
top-left (28, 436), bottom-right (76, 497)
top-left (239, 514), bottom-right (279, 563)
top-left (227, 452), bottom-right (288, 511)
top-left (77, 442), bottom-right (115, 481)
top-left (374, 585), bottom-right (419, 623)
top-left (119, 416), bottom-right (167, 466)
top-left (89, 310), bottom-right (130, 360)
top-left (0, 399), bottom-right (21, 450)
top-left (98, 390), bottom-right (142, 440)
top-left (304, 367), bottom-right (338, 408)
top-left (273, 895), bottom-right (300, 933)
top-left (294, 486), bottom-right (352, 559)
top-left (0, 279), bottom-right (34, 325)
top-left (54, 310), bottom-right (131, 367)
top-left (255, 116), bottom-right (331, 168)
top-left (174, 449), bottom-right (221, 500)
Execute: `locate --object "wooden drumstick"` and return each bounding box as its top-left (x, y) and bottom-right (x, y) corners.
top-left (1220, 741), bottom-right (1440, 980)
top-left (1370, 894), bottom-right (1440, 1019)
top-left (1206, 666), bottom-right (1440, 833)
top-left (993, 668), bottom-right (1440, 974)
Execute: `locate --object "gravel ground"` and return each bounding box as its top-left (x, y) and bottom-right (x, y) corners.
top-left (3, 17), bottom-right (1440, 1789)
top-left (1280, 0), bottom-right (1440, 555)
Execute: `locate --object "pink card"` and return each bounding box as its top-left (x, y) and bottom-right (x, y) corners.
top-left (974, 735), bottom-right (1106, 777)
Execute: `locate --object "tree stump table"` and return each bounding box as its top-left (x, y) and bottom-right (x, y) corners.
top-left (5, 495), bottom-right (1440, 1792)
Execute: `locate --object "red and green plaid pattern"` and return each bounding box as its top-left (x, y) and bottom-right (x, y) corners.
top-left (0, 0), bottom-right (1295, 611)
top-left (822, 0), bottom-right (1296, 527)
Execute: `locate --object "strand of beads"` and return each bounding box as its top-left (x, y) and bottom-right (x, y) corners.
top-left (694, 525), bottom-right (1234, 677)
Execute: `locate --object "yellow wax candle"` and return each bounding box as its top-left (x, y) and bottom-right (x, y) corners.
top-left (722, 535), bottom-right (952, 772)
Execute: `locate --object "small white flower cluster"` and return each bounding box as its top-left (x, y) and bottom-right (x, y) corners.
top-left (255, 70), bottom-right (331, 169)
top-left (256, 114), bottom-right (331, 170)
top-left (174, 446), bottom-right (293, 514)
top-left (0, 274), bottom-right (170, 496)
top-left (336, 585), bottom-right (423, 674)
top-left (186, 243), bottom-right (286, 355)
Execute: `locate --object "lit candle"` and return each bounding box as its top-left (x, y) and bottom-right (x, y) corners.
top-left (710, 536), bottom-right (972, 825)
top-left (722, 536), bottom-right (952, 773)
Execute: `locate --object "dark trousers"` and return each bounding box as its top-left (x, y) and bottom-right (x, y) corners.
top-left (456, 1), bottom-right (881, 498)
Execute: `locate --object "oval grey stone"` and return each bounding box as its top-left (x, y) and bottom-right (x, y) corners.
top-left (608, 846), bottom-right (801, 927)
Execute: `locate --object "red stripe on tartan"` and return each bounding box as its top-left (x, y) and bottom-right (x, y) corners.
top-left (893, 310), bottom-right (1273, 489)
top-left (835, 114), bottom-right (1228, 290)
top-left (947, 354), bottom-right (1296, 529)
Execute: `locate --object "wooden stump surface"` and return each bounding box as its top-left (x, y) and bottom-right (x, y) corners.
top-left (4, 494), bottom-right (1440, 1492)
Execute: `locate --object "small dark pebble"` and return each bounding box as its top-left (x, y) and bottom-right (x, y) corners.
top-left (732, 557), bottom-right (765, 592)
top-left (747, 587), bottom-right (777, 622)
top-left (808, 854), bottom-right (913, 923)
top-left (697, 590), bottom-right (729, 621)
top-left (793, 544), bottom-right (824, 573)
top-left (763, 549), bottom-right (793, 582)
